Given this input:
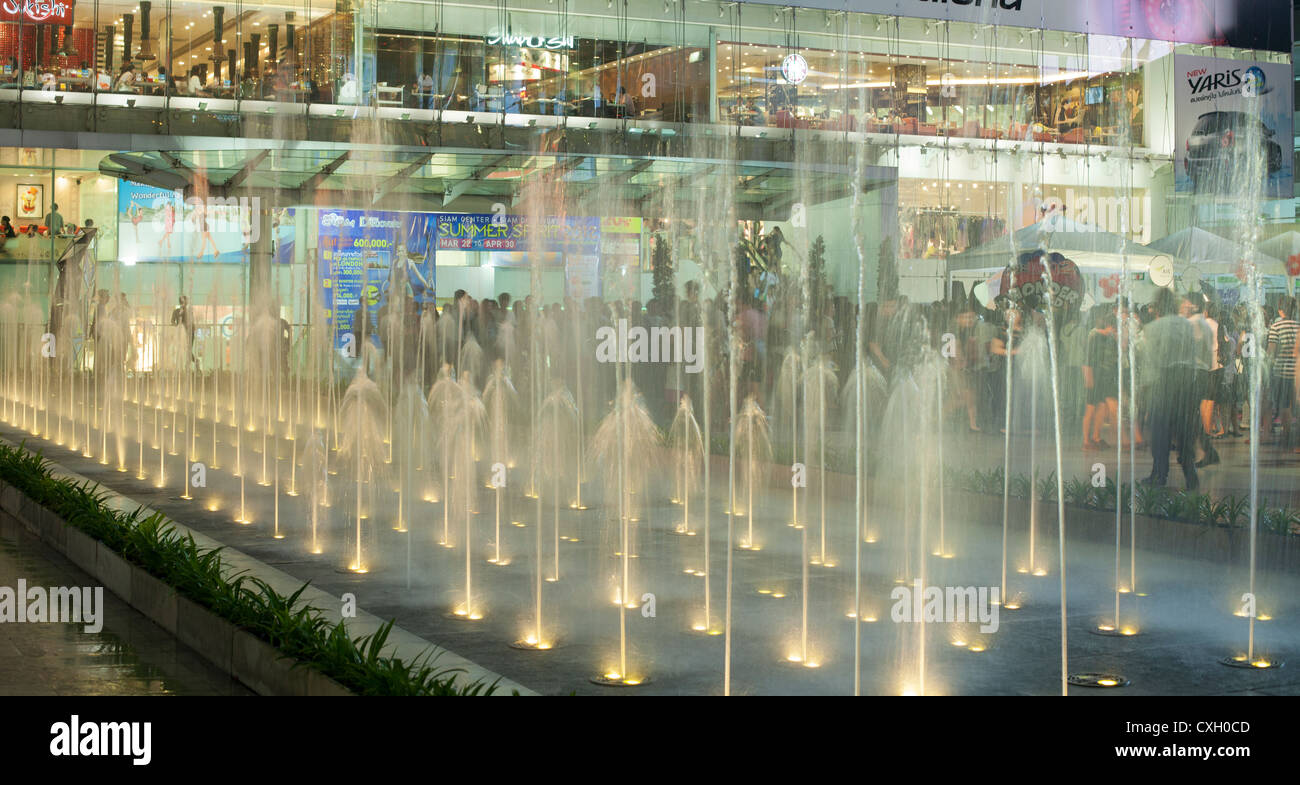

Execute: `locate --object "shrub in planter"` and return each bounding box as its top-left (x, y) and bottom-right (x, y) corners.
top-left (0, 441), bottom-right (506, 697)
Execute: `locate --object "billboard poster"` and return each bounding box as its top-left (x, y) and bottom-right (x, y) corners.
top-left (117, 181), bottom-right (252, 264)
top-left (316, 209), bottom-right (436, 350)
top-left (272, 208), bottom-right (296, 266)
top-left (436, 213), bottom-right (600, 262)
top-left (564, 254), bottom-right (601, 299)
top-left (1173, 54), bottom-right (1293, 200)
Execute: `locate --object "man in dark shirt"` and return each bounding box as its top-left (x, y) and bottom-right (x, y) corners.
top-left (1140, 288), bottom-right (1200, 490)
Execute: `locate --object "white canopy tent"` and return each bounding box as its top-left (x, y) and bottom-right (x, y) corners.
top-left (1145, 227), bottom-right (1287, 278)
top-left (947, 216), bottom-right (1165, 275)
top-left (1258, 231), bottom-right (1300, 264)
top-left (947, 216), bottom-right (1167, 308)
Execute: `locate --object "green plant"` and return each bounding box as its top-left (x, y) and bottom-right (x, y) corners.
top-left (876, 236), bottom-right (898, 302)
top-left (807, 235), bottom-right (828, 315)
top-left (1220, 495), bottom-right (1250, 529)
top-left (0, 441), bottom-right (501, 697)
top-left (1063, 478), bottom-right (1089, 507)
top-left (1009, 473), bottom-right (1031, 500)
top-left (1035, 470), bottom-right (1057, 502)
top-left (651, 232), bottom-right (675, 308)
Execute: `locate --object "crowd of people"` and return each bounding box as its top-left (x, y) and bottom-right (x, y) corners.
top-left (364, 275), bottom-right (1300, 495)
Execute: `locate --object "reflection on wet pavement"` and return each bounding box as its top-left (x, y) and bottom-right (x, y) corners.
top-left (0, 515), bottom-right (253, 696)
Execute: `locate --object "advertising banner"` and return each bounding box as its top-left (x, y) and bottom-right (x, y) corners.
top-left (565, 254), bottom-right (601, 299)
top-left (436, 213), bottom-right (600, 257)
top-left (1173, 55), bottom-right (1293, 200)
top-left (117, 181), bottom-right (252, 265)
top-left (316, 209), bottom-right (436, 350)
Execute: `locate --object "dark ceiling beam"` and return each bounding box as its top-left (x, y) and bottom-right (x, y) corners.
top-left (372, 153), bottom-right (434, 204)
top-left (295, 151), bottom-right (352, 200)
top-left (510, 154), bottom-right (590, 207)
top-left (637, 164), bottom-right (720, 208)
top-left (566, 158), bottom-right (655, 195)
top-left (158, 151), bottom-right (207, 200)
top-left (737, 168), bottom-right (779, 192)
top-left (219, 149), bottom-right (271, 196)
top-left (443, 154), bottom-right (513, 206)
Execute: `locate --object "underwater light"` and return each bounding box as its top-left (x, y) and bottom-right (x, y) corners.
top-left (510, 636), bottom-right (555, 651)
top-left (1068, 672), bottom-right (1130, 688)
top-left (1220, 655), bottom-right (1284, 670)
top-left (1092, 623), bottom-right (1140, 637)
top-left (590, 673), bottom-right (650, 687)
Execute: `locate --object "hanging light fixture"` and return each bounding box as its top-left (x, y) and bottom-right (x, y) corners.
top-left (57, 25), bottom-right (79, 58)
top-left (137, 2), bottom-right (157, 60)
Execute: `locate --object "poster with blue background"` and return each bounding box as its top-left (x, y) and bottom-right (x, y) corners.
top-left (316, 209), bottom-right (437, 351)
top-left (117, 181), bottom-right (252, 264)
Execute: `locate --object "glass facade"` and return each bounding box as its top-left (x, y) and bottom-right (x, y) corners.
top-left (0, 3), bottom-right (1292, 334)
top-left (0, 3), bottom-right (1280, 127)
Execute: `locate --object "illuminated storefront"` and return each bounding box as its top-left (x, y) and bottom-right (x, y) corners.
top-left (0, 0), bottom-right (1290, 315)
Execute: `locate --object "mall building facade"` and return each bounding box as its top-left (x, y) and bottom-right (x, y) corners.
top-left (0, 0), bottom-right (1293, 344)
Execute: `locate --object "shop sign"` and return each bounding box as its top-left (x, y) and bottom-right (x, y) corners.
top-left (486, 32), bottom-right (575, 50)
top-left (780, 53), bottom-right (808, 85)
top-left (0, 0), bottom-right (74, 25)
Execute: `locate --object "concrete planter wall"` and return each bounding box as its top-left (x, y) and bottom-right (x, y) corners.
top-left (0, 478), bottom-right (354, 696)
top-left (175, 595), bottom-right (236, 675)
top-left (232, 630), bottom-right (353, 697)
